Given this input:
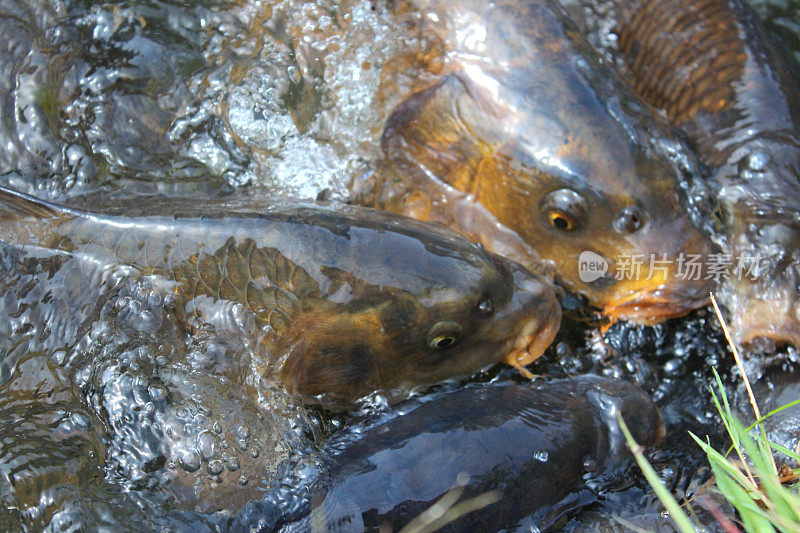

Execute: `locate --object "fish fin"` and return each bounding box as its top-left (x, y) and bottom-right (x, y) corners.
top-left (0, 186), bottom-right (65, 220)
top-left (382, 73), bottom-right (505, 189)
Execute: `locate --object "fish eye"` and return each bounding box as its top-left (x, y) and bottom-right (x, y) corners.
top-left (547, 210), bottom-right (576, 231)
top-left (427, 321), bottom-right (463, 350)
top-left (613, 206), bottom-right (645, 234)
top-left (541, 189), bottom-right (586, 232)
top-left (476, 298), bottom-right (494, 317)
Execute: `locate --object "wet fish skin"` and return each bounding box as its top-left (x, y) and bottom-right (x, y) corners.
top-left (561, 0), bottom-right (800, 347)
top-left (239, 376), bottom-right (663, 532)
top-left (354, 0), bottom-right (713, 324)
top-left (0, 187), bottom-right (560, 405)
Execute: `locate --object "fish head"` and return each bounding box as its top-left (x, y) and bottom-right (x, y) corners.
top-left (717, 182), bottom-right (800, 349)
top-left (279, 214), bottom-right (560, 406)
top-left (571, 376), bottom-right (665, 469)
top-left (382, 73), bottom-right (713, 324)
top-left (535, 150), bottom-right (715, 325)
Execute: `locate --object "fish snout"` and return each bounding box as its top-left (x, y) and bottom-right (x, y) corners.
top-left (601, 218), bottom-right (715, 323)
top-left (727, 285), bottom-right (800, 349)
top-left (604, 275), bottom-right (713, 325)
top-left (495, 257), bottom-right (562, 373)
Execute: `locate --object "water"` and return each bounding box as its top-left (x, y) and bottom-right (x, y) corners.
top-left (0, 241), bottom-right (314, 529)
top-left (0, 0), bottom-right (798, 530)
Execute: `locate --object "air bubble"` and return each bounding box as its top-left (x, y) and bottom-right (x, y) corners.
top-left (748, 152), bottom-right (769, 172)
top-left (178, 449), bottom-right (201, 473)
top-left (225, 456), bottom-right (240, 472)
top-left (207, 459), bottom-right (224, 476)
top-left (148, 385), bottom-right (166, 401)
top-left (663, 358), bottom-right (681, 376)
top-left (129, 299), bottom-right (144, 315)
top-left (198, 431), bottom-right (218, 460)
top-left (146, 291), bottom-right (161, 308)
top-left (163, 293), bottom-right (177, 309)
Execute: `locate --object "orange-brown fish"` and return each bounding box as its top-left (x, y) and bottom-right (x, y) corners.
top-left (0, 187), bottom-right (560, 405)
top-left (562, 0), bottom-right (800, 346)
top-left (352, 0), bottom-right (713, 325)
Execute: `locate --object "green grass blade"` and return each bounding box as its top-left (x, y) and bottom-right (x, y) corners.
top-left (705, 375), bottom-right (800, 531)
top-left (745, 398), bottom-right (800, 432)
top-left (689, 433), bottom-right (760, 490)
top-left (708, 461), bottom-right (775, 533)
top-left (768, 441), bottom-right (800, 465)
top-left (618, 413), bottom-right (696, 533)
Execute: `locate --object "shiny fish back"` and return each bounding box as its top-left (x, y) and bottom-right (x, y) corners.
top-left (0, 189), bottom-right (321, 338)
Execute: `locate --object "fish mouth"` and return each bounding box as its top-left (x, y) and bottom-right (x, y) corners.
top-left (730, 297), bottom-right (800, 348)
top-left (503, 298), bottom-right (562, 375)
top-left (603, 280), bottom-right (712, 325)
top-left (737, 324), bottom-right (800, 348)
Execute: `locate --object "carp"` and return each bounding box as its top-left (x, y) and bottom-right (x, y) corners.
top-left (233, 376), bottom-right (664, 532)
top-left (562, 0), bottom-right (800, 347)
top-left (0, 187), bottom-right (560, 404)
top-left (353, 0), bottom-right (713, 324)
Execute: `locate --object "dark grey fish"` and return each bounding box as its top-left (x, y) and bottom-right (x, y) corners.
top-left (233, 376), bottom-right (664, 532)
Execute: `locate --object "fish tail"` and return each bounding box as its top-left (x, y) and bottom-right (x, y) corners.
top-left (0, 186), bottom-right (62, 220)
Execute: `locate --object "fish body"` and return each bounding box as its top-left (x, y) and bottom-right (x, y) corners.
top-left (236, 376), bottom-right (663, 532)
top-left (0, 187), bottom-right (559, 404)
top-left (561, 0), bottom-right (800, 346)
top-left (353, 0), bottom-right (713, 323)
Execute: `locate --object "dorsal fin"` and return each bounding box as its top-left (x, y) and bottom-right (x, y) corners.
top-left (0, 186), bottom-right (68, 220)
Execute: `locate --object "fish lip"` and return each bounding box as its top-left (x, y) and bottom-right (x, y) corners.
top-left (736, 323), bottom-right (800, 348)
top-left (503, 298), bottom-right (562, 369)
top-left (726, 292), bottom-right (800, 348)
top-left (604, 297), bottom-right (705, 324)
top-left (603, 282), bottom-right (712, 325)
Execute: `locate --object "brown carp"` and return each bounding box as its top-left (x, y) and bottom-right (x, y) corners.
top-left (0, 187), bottom-right (560, 405)
top-left (561, 0), bottom-right (800, 347)
top-left (352, 0), bottom-right (713, 325)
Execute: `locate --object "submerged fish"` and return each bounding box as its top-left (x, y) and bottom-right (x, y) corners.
top-left (563, 0), bottom-right (800, 346)
top-left (352, 0), bottom-right (713, 324)
top-left (0, 187), bottom-right (560, 404)
top-left (234, 376), bottom-right (664, 532)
